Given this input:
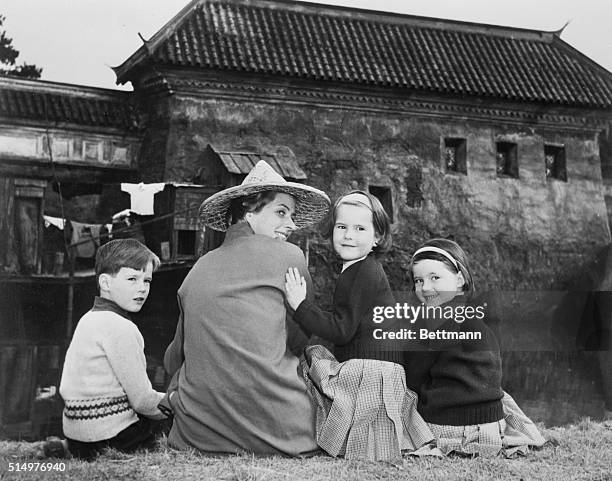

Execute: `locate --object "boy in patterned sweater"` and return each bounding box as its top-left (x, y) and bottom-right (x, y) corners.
top-left (59, 239), bottom-right (167, 459)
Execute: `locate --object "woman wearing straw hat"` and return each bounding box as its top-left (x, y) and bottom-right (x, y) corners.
top-left (163, 160), bottom-right (330, 456)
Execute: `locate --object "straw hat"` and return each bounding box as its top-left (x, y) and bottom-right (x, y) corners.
top-left (199, 160), bottom-right (330, 232)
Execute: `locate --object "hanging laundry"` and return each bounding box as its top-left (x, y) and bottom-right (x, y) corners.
top-left (70, 221), bottom-right (103, 258)
top-left (43, 215), bottom-right (66, 230)
top-left (111, 211), bottom-right (146, 244)
top-left (121, 182), bottom-right (165, 215)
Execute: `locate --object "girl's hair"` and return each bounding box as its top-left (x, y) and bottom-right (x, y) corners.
top-left (227, 191), bottom-right (278, 226)
top-left (320, 189), bottom-right (392, 255)
top-left (409, 238), bottom-right (475, 295)
top-left (95, 238), bottom-right (160, 287)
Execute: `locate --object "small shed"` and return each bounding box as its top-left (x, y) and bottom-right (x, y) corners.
top-left (144, 183), bottom-right (217, 262)
top-left (198, 144), bottom-right (307, 188)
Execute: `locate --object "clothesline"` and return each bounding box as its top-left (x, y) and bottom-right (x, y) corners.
top-left (43, 203), bottom-right (202, 249)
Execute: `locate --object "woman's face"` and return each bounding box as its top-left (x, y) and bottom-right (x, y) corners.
top-left (246, 193), bottom-right (297, 241)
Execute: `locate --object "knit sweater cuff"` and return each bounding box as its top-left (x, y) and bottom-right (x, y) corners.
top-left (420, 399), bottom-right (504, 426)
top-left (293, 299), bottom-right (312, 330)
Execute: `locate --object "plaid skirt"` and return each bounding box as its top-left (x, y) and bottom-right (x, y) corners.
top-left (427, 392), bottom-right (546, 457)
top-left (299, 345), bottom-right (434, 462)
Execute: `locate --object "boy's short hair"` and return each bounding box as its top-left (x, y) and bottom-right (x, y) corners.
top-left (95, 239), bottom-right (160, 285)
top-left (320, 190), bottom-right (392, 255)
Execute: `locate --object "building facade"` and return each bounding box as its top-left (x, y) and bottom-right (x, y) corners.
top-left (113, 0), bottom-right (612, 292)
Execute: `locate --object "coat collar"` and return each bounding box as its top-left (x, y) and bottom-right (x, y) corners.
top-left (224, 221), bottom-right (255, 243)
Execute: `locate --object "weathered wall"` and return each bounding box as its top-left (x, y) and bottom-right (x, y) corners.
top-left (148, 95), bottom-right (610, 294)
top-left (136, 94), bottom-right (173, 183)
top-left (132, 92), bottom-right (612, 425)
top-left (599, 121), bottom-right (612, 228)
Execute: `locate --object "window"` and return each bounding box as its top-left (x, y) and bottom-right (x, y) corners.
top-left (73, 139), bottom-right (83, 157)
top-left (53, 139), bottom-right (70, 158)
top-left (84, 141), bottom-right (99, 161)
top-left (42, 136), bottom-right (50, 156)
top-left (176, 230), bottom-right (197, 256)
top-left (102, 141), bottom-right (112, 163)
top-left (496, 141), bottom-right (518, 178)
top-left (444, 138), bottom-right (467, 174)
top-left (368, 185), bottom-right (393, 222)
top-left (405, 166), bottom-right (424, 208)
top-left (545, 145), bottom-right (567, 181)
top-left (111, 144), bottom-right (129, 164)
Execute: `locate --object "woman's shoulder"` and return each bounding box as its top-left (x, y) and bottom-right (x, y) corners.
top-left (205, 233), bottom-right (305, 259)
top-left (253, 235), bottom-right (304, 257)
top-left (232, 235), bottom-right (307, 270)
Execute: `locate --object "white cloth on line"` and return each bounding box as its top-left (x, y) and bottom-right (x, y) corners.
top-left (121, 182), bottom-right (165, 215)
top-left (44, 215), bottom-right (66, 230)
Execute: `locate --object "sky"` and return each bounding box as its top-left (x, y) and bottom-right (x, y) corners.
top-left (2, 0), bottom-right (611, 91)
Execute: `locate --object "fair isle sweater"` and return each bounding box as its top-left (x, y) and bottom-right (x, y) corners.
top-left (59, 297), bottom-right (165, 442)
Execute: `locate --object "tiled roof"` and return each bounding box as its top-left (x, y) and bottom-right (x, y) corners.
top-left (205, 144), bottom-right (307, 179)
top-left (0, 76), bottom-right (139, 130)
top-left (115, 0), bottom-right (612, 109)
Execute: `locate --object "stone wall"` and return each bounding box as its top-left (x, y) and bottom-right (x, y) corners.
top-left (136, 95), bottom-right (173, 183)
top-left (145, 94), bottom-right (610, 295)
top-left (130, 90), bottom-right (612, 424)
top-left (599, 120), bottom-right (612, 228)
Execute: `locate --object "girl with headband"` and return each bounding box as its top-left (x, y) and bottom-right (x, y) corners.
top-left (406, 238), bottom-right (545, 456)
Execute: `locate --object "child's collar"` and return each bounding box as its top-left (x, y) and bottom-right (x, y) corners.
top-left (341, 255), bottom-right (368, 272)
top-left (92, 296), bottom-right (132, 320)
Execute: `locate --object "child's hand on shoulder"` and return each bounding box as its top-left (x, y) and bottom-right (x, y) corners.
top-left (285, 267), bottom-right (307, 310)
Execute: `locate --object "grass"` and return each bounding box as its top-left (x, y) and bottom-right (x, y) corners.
top-left (1, 419), bottom-right (611, 481)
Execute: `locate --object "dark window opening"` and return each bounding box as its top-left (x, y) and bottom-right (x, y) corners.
top-left (176, 230), bottom-right (196, 256)
top-left (444, 138), bottom-right (467, 174)
top-left (496, 141), bottom-right (518, 178)
top-left (545, 145), bottom-right (567, 182)
top-left (368, 185), bottom-right (394, 222)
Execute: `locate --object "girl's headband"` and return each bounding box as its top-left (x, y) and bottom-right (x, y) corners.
top-left (338, 192), bottom-right (373, 211)
top-left (412, 246), bottom-right (461, 271)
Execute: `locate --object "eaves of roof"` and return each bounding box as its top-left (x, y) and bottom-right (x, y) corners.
top-left (113, 0), bottom-right (612, 109)
top-left (0, 76), bottom-right (139, 130)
